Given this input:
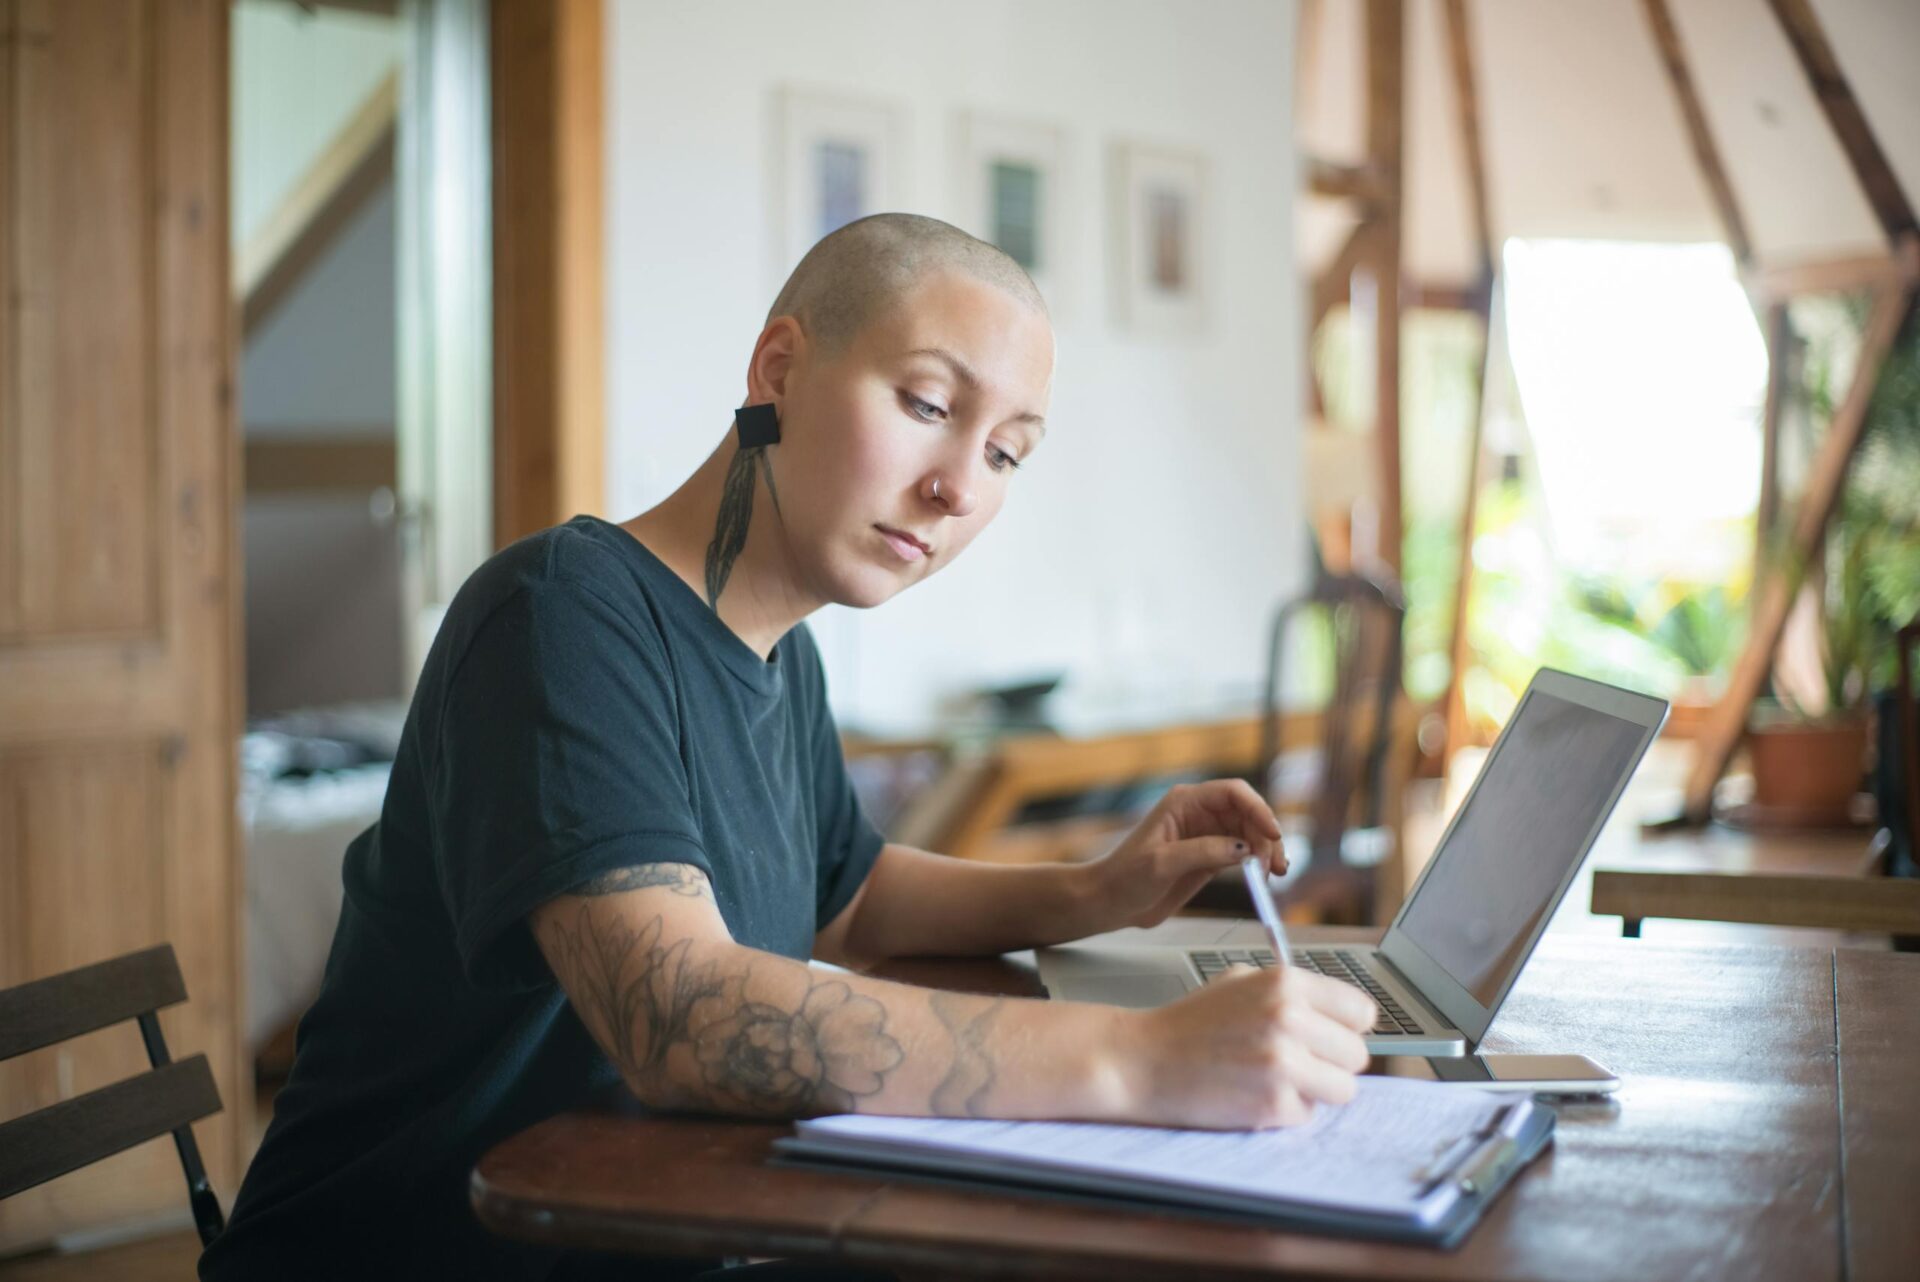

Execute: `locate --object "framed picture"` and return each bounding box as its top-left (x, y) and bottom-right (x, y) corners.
top-left (1111, 141), bottom-right (1208, 336)
top-left (955, 112), bottom-right (1066, 310)
top-left (774, 88), bottom-right (907, 283)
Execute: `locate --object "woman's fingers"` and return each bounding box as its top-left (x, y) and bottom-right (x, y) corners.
top-left (1226, 967), bottom-right (1372, 1102)
top-left (1158, 834), bottom-right (1259, 877)
top-left (1274, 1034), bottom-right (1362, 1107)
top-left (1207, 778), bottom-right (1283, 840)
top-left (1281, 982), bottom-right (1374, 1074)
top-left (1167, 779), bottom-right (1286, 871)
top-left (1295, 967), bottom-right (1380, 1034)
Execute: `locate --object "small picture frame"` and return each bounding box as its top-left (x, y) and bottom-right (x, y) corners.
top-left (773, 88), bottom-right (907, 283)
top-left (955, 112), bottom-right (1066, 311)
top-left (1111, 141), bottom-right (1207, 336)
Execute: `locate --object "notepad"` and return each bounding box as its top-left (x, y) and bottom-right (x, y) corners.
top-left (773, 1076), bottom-right (1553, 1247)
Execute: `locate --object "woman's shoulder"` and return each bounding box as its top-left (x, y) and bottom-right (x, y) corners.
top-left (460, 516), bottom-right (669, 618)
top-left (431, 518), bottom-right (675, 669)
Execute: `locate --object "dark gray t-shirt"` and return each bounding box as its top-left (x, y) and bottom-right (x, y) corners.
top-left (202, 516), bottom-right (884, 1280)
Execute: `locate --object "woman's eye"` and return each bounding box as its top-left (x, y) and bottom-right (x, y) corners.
top-left (987, 445), bottom-right (1022, 473)
top-left (903, 392), bottom-right (946, 422)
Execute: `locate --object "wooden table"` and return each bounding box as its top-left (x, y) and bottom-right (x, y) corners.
top-left (472, 922), bottom-right (1920, 1281)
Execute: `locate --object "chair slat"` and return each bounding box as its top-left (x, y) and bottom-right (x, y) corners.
top-left (0, 945), bottom-right (187, 1062)
top-left (0, 1056), bottom-right (221, 1199)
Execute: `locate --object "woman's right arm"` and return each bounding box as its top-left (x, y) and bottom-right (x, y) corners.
top-left (529, 863), bottom-right (1376, 1129)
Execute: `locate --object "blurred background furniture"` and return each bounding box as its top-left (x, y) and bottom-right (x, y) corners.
top-left (1593, 618), bottom-right (1920, 948)
top-left (240, 702), bottom-right (405, 1080)
top-left (1250, 570), bottom-right (1409, 925)
top-left (854, 568), bottom-right (1422, 930)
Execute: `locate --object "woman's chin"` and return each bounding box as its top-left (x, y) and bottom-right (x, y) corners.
top-left (828, 562), bottom-right (917, 610)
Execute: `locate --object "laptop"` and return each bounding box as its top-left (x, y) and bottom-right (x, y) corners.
top-left (1036, 668), bottom-right (1669, 1056)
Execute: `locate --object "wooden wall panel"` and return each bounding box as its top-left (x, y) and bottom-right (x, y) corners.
top-left (0, 0), bottom-right (242, 1252)
top-left (0, 744), bottom-right (187, 1244)
top-left (0, 2), bottom-right (17, 639)
top-left (1, 0), bottom-right (160, 641)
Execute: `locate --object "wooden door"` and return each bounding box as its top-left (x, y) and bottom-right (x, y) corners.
top-left (0, 0), bottom-right (245, 1253)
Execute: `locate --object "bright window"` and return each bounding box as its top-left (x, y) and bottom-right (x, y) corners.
top-left (1501, 239), bottom-right (1767, 583)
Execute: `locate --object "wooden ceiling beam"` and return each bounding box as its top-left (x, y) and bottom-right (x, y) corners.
top-left (1640, 0), bottom-right (1755, 267)
top-left (1306, 156), bottom-right (1388, 207)
top-left (1746, 241), bottom-right (1919, 302)
top-left (1440, 0), bottom-right (1495, 282)
top-left (1310, 219), bottom-right (1382, 331)
top-left (1437, 0), bottom-right (1498, 765)
top-left (1766, 0), bottom-right (1917, 246)
top-left (1363, 0), bottom-right (1405, 578)
top-left (1681, 277), bottom-right (1917, 821)
top-left (1404, 279), bottom-right (1494, 315)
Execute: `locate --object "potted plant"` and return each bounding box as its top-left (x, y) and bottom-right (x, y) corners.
top-left (1747, 503), bottom-right (1879, 819)
top-left (1748, 300), bottom-right (1920, 820)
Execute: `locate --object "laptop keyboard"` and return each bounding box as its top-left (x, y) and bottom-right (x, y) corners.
top-left (1188, 949), bottom-right (1425, 1036)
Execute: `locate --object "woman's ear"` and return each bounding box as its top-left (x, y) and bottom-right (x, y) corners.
top-left (746, 315), bottom-right (806, 404)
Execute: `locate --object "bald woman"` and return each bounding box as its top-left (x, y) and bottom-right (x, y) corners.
top-left (203, 214), bottom-right (1375, 1282)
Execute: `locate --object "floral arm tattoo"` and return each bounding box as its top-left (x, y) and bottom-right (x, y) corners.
top-left (537, 863), bottom-right (908, 1115)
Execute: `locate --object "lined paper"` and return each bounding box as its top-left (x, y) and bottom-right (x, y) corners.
top-left (795, 1075), bottom-right (1521, 1220)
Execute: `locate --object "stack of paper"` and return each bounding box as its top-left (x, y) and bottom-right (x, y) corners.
top-left (774, 1075), bottom-right (1551, 1246)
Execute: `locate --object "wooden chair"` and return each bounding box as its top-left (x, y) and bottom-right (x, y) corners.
top-left (1593, 620), bottom-right (1920, 944)
top-left (1252, 570), bottom-right (1406, 924)
top-left (0, 944), bottom-right (226, 1246)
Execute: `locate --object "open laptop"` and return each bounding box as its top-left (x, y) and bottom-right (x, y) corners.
top-left (1036, 668), bottom-right (1669, 1055)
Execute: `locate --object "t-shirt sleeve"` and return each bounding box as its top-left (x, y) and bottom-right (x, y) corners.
top-left (430, 579), bottom-right (712, 991)
top-left (794, 631), bottom-right (886, 928)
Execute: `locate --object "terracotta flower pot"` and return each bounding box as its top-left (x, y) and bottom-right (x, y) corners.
top-left (1747, 714), bottom-right (1870, 814)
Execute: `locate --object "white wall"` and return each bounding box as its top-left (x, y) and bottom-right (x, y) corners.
top-left (232, 0), bottom-right (402, 253)
top-left (606, 0), bottom-right (1305, 733)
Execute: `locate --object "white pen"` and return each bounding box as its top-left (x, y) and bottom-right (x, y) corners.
top-left (1240, 854), bottom-right (1291, 965)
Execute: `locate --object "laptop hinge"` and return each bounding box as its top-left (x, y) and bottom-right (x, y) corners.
top-left (1370, 949), bottom-right (1470, 1042)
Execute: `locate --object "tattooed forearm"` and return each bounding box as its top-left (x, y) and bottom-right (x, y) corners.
top-left (574, 863), bottom-right (710, 898)
top-left (929, 992), bottom-right (1005, 1117)
top-left (538, 904), bottom-right (905, 1116)
top-left (690, 975), bottom-right (903, 1114)
top-left (705, 445), bottom-right (762, 606)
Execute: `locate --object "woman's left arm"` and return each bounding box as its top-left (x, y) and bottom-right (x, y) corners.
top-left (816, 779), bottom-right (1287, 966)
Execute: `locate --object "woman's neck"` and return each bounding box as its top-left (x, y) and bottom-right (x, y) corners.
top-left (620, 431), bottom-right (823, 660)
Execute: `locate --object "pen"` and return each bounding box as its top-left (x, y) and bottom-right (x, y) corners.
top-left (1412, 1099), bottom-right (1529, 1197)
top-left (1240, 854), bottom-right (1291, 965)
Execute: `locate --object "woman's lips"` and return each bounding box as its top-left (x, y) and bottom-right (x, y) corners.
top-left (876, 525), bottom-right (928, 563)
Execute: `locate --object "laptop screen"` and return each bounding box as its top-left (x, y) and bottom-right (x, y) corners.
top-left (1395, 689), bottom-right (1650, 1006)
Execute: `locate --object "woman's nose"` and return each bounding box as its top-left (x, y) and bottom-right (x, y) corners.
top-left (924, 470), bottom-right (978, 518)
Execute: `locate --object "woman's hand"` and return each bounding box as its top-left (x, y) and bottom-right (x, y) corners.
top-left (1081, 779), bottom-right (1287, 933)
top-left (1113, 961), bottom-right (1377, 1128)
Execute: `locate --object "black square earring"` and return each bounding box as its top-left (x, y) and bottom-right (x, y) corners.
top-left (735, 403), bottom-right (781, 448)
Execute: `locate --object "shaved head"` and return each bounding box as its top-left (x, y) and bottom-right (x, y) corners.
top-left (766, 212), bottom-right (1048, 355)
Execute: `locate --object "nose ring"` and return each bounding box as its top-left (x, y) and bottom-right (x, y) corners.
top-left (933, 477), bottom-right (943, 501)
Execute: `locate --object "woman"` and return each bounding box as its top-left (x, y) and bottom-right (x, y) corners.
top-left (203, 213), bottom-right (1374, 1281)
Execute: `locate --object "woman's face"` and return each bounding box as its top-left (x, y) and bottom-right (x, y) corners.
top-left (765, 271), bottom-right (1054, 609)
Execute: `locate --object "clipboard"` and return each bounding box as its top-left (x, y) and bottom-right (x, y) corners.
top-left (771, 1093), bottom-right (1554, 1250)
